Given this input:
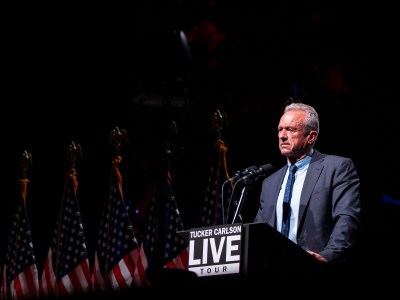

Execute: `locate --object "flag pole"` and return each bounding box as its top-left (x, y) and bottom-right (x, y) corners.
top-left (151, 120), bottom-right (177, 271)
top-left (211, 110), bottom-right (233, 225)
top-left (54, 142), bottom-right (82, 295)
top-left (16, 151), bottom-right (32, 273)
top-left (16, 150), bottom-right (32, 279)
top-left (106, 127), bottom-right (128, 274)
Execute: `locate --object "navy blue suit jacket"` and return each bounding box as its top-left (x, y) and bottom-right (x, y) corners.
top-left (254, 149), bottom-right (361, 263)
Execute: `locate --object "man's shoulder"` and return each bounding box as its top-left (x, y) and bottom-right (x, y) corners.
top-left (312, 151), bottom-right (357, 171)
top-left (319, 158), bottom-right (358, 177)
top-left (313, 150), bottom-right (353, 163)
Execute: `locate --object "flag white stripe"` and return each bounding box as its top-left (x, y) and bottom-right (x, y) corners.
top-left (60, 275), bottom-right (73, 295)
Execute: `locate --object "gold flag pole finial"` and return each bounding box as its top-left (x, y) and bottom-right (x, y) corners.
top-left (66, 141), bottom-right (82, 171)
top-left (20, 150), bottom-right (32, 180)
top-left (19, 150), bottom-right (32, 203)
top-left (211, 109), bottom-right (228, 141)
top-left (109, 126), bottom-right (128, 166)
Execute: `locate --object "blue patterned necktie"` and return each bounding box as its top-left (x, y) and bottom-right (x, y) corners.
top-left (281, 164), bottom-right (298, 237)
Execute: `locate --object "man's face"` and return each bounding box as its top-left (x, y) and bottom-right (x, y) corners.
top-left (277, 110), bottom-right (314, 159)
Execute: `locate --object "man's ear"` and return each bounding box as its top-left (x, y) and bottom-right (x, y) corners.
top-left (308, 131), bottom-right (318, 144)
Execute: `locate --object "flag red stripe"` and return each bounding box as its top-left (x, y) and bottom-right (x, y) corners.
top-left (132, 248), bottom-right (147, 287)
top-left (123, 250), bottom-right (136, 281)
top-left (13, 265), bottom-right (39, 299)
top-left (110, 263), bottom-right (128, 290)
top-left (25, 265), bottom-right (39, 298)
top-left (13, 276), bottom-right (23, 299)
top-left (57, 281), bottom-right (68, 297)
top-left (178, 248), bottom-right (189, 269)
top-left (79, 260), bottom-right (92, 292)
top-left (59, 260), bottom-right (91, 296)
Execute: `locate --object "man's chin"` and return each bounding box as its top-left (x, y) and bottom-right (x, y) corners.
top-left (280, 149), bottom-right (291, 156)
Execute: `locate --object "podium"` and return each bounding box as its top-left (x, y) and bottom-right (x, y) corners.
top-left (241, 222), bottom-right (326, 277)
top-left (179, 222), bottom-right (327, 280)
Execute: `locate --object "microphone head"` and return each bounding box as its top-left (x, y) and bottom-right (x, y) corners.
top-left (240, 163), bottom-right (274, 183)
top-left (243, 166), bottom-right (257, 174)
top-left (227, 166), bottom-right (257, 182)
top-left (259, 163), bottom-right (273, 174)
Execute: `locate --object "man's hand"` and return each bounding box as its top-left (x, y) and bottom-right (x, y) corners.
top-left (307, 250), bottom-right (328, 263)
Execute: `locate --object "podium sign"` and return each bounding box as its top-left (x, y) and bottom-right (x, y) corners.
top-left (179, 222), bottom-right (326, 281)
top-left (185, 223), bottom-right (242, 277)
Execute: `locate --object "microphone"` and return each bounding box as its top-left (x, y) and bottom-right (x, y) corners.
top-left (226, 166), bottom-right (257, 182)
top-left (237, 163), bottom-right (274, 183)
top-left (223, 166), bottom-right (256, 224)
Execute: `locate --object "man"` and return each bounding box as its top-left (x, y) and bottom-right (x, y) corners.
top-left (254, 102), bottom-right (361, 264)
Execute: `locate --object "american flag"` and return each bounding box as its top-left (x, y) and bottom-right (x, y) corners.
top-left (0, 178), bottom-right (39, 300)
top-left (201, 139), bottom-right (233, 226)
top-left (92, 157), bottom-right (146, 291)
top-left (38, 169), bottom-right (91, 297)
top-left (139, 170), bottom-right (188, 279)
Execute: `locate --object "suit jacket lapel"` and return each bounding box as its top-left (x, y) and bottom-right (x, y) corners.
top-left (297, 151), bottom-right (324, 230)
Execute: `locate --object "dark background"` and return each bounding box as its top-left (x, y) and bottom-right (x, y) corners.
top-left (2, 0), bottom-right (399, 284)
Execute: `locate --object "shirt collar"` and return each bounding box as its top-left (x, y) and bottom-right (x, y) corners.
top-left (288, 148), bottom-right (314, 170)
